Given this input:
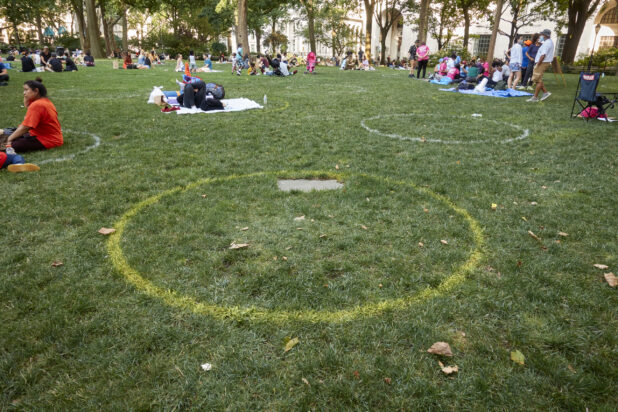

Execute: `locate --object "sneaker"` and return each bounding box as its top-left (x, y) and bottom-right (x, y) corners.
top-left (0, 82), bottom-right (7, 86)
top-left (540, 92), bottom-right (552, 101)
top-left (526, 86), bottom-right (533, 91)
top-left (5, 146), bottom-right (16, 155)
top-left (526, 96), bottom-right (539, 102)
top-left (516, 85), bottom-right (524, 90)
top-left (408, 74), bottom-right (415, 78)
top-left (8, 163), bottom-right (40, 173)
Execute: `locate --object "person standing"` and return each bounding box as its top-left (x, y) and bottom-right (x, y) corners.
top-left (523, 34), bottom-right (540, 89)
top-left (507, 35), bottom-right (523, 89)
top-left (0, 60), bottom-right (9, 86)
top-left (416, 42), bottom-right (429, 79)
top-left (188, 50), bottom-right (197, 73)
top-left (358, 48), bottom-right (364, 65)
top-left (519, 39), bottom-right (531, 89)
top-left (408, 39), bottom-right (419, 78)
top-left (235, 44), bottom-right (244, 75)
top-left (528, 29), bottom-right (554, 102)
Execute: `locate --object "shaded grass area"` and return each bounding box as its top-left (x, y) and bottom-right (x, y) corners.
top-left (0, 61), bottom-right (616, 410)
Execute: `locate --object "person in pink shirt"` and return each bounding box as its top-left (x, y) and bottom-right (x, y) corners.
top-left (416, 42), bottom-right (430, 78)
top-left (446, 64), bottom-right (460, 80)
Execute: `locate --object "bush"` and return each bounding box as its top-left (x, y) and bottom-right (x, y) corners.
top-left (209, 42), bottom-right (227, 56)
top-left (573, 47), bottom-right (618, 68)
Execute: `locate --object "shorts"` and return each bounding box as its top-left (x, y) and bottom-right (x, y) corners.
top-left (532, 62), bottom-right (550, 83)
top-left (509, 62), bottom-right (521, 72)
top-left (189, 62), bottom-right (197, 69)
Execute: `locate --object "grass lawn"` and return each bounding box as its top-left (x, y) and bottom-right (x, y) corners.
top-left (1, 60), bottom-right (617, 410)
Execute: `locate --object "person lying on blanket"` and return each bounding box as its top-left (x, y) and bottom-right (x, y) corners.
top-left (4, 78), bottom-right (63, 154)
top-left (177, 80), bottom-right (226, 111)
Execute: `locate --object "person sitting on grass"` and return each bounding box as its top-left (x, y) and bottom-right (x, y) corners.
top-left (0, 149), bottom-right (39, 173)
top-left (137, 53), bottom-right (151, 69)
top-left (485, 60), bottom-right (504, 89)
top-left (45, 53), bottom-right (63, 72)
top-left (40, 46), bottom-right (51, 66)
top-left (83, 50), bottom-right (95, 66)
top-left (123, 52), bottom-right (136, 69)
top-left (64, 52), bottom-right (78, 71)
top-left (21, 51), bottom-right (36, 73)
top-left (0, 60), bottom-right (9, 86)
top-left (203, 54), bottom-right (212, 71)
top-left (305, 51), bottom-right (316, 74)
top-left (4, 78), bottom-right (63, 153)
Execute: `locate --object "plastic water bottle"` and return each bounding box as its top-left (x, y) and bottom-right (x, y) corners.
top-left (263, 94), bottom-right (267, 105)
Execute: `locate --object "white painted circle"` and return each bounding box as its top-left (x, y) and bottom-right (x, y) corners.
top-left (360, 113), bottom-right (529, 144)
top-left (39, 129), bottom-right (101, 165)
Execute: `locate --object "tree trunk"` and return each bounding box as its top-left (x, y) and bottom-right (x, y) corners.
top-left (417, 0), bottom-right (430, 43)
top-left (122, 7), bottom-right (128, 51)
top-left (306, 7), bottom-right (316, 53)
top-left (363, 0), bottom-right (375, 58)
top-left (35, 14), bottom-right (44, 44)
top-left (72, 0), bottom-right (88, 50)
top-left (380, 28), bottom-right (388, 65)
top-left (13, 24), bottom-right (21, 47)
top-left (462, 8), bottom-right (470, 49)
top-left (85, 0), bottom-right (104, 58)
top-left (236, 0), bottom-right (249, 52)
top-left (561, 0), bottom-right (602, 64)
top-left (508, 4), bottom-right (519, 49)
top-left (255, 28), bottom-right (262, 54)
top-left (487, 0), bottom-right (504, 63)
top-left (100, 3), bottom-right (113, 57)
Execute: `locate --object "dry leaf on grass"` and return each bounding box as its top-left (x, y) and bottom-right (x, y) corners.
top-left (284, 337), bottom-right (299, 352)
top-left (360, 225), bottom-right (368, 230)
top-left (285, 246), bottom-right (293, 250)
top-left (438, 361), bottom-right (459, 375)
top-left (229, 242), bottom-right (249, 250)
top-left (491, 203), bottom-right (497, 210)
top-left (558, 232), bottom-right (568, 237)
top-left (527, 230), bottom-right (541, 242)
top-left (418, 242), bottom-right (424, 247)
top-left (282, 256), bottom-right (288, 261)
top-left (200, 363), bottom-right (212, 371)
top-left (510, 350), bottom-right (525, 365)
top-left (302, 377), bottom-right (310, 386)
top-left (522, 216), bottom-right (527, 221)
top-left (319, 234), bottom-right (327, 238)
top-left (593, 264), bottom-right (609, 270)
top-left (604, 272), bottom-right (617, 287)
top-left (530, 201), bottom-right (538, 206)
top-left (201, 194), bottom-right (207, 198)
top-left (240, 227), bottom-right (249, 231)
top-left (98, 227), bottom-right (116, 235)
top-left (567, 365), bottom-right (576, 374)
top-left (383, 377), bottom-right (392, 384)
top-left (51, 261), bottom-right (63, 267)
top-left (335, 164), bottom-right (339, 170)
top-left (440, 240), bottom-right (448, 245)
top-left (427, 342), bottom-right (453, 357)
top-left (294, 215), bottom-right (305, 221)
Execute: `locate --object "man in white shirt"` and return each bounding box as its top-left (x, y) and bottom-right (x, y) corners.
top-left (508, 35), bottom-right (523, 89)
top-left (528, 29), bottom-right (554, 102)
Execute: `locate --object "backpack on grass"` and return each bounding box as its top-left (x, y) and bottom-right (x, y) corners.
top-left (205, 83), bottom-right (225, 99)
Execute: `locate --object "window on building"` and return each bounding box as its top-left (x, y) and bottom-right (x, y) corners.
top-left (599, 36), bottom-right (618, 49)
top-left (474, 34), bottom-right (491, 57)
top-left (600, 7), bottom-right (617, 24)
top-left (556, 35), bottom-right (567, 59)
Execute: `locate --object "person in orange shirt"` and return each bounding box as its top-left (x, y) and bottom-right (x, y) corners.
top-left (5, 77), bottom-right (63, 153)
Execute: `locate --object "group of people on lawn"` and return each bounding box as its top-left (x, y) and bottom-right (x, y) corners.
top-left (408, 28), bottom-right (555, 101)
top-left (9, 46), bottom-right (95, 74)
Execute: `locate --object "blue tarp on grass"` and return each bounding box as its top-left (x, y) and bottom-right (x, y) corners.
top-left (439, 87), bottom-right (533, 98)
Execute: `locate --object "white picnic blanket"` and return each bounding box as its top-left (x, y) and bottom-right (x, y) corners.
top-left (176, 98), bottom-right (263, 114)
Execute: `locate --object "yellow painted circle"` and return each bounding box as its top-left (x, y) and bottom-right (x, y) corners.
top-left (107, 171), bottom-right (484, 323)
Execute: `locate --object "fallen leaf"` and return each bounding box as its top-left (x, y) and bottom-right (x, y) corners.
top-left (423, 208), bottom-right (429, 213)
top-left (510, 350), bottom-right (525, 365)
top-left (427, 342), bottom-right (453, 357)
top-left (491, 203), bottom-right (497, 210)
top-left (360, 225), bottom-right (368, 230)
top-left (201, 194), bottom-right (207, 198)
top-left (517, 261), bottom-right (522, 267)
top-left (557, 232), bottom-right (568, 237)
top-left (282, 256), bottom-right (288, 261)
top-left (530, 201), bottom-right (538, 206)
top-left (229, 242), bottom-right (249, 249)
top-left (200, 363), bottom-right (212, 371)
top-left (51, 261), bottom-right (63, 267)
top-left (528, 230), bottom-right (541, 242)
top-left (284, 337), bottom-right (299, 352)
top-left (273, 256), bottom-right (278, 260)
top-left (438, 361), bottom-right (458, 375)
top-left (353, 371), bottom-right (360, 379)
top-left (294, 215), bottom-right (305, 221)
top-left (98, 227), bottom-right (116, 235)
top-left (319, 234), bottom-right (327, 238)
top-left (522, 216), bottom-right (527, 221)
top-left (378, 283), bottom-right (383, 288)
top-left (285, 246), bottom-right (293, 250)
top-left (418, 242), bottom-right (424, 247)
top-left (604, 272), bottom-right (617, 287)
top-left (593, 264), bottom-right (609, 270)
top-left (541, 185), bottom-right (547, 189)
top-left (383, 377), bottom-right (391, 384)
top-left (302, 377), bottom-right (310, 386)
top-left (456, 160), bottom-right (460, 165)
top-left (335, 164), bottom-right (339, 170)
top-left (296, 227), bottom-right (303, 231)
top-left (567, 365), bottom-right (576, 374)
top-left (240, 227), bottom-right (249, 231)
top-left (440, 239), bottom-right (448, 245)
top-left (310, 219), bottom-right (315, 222)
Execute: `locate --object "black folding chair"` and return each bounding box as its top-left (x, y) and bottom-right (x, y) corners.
top-left (571, 72), bottom-right (618, 121)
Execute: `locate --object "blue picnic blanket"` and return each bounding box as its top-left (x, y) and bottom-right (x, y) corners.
top-left (439, 87), bottom-right (533, 98)
top-left (430, 77), bottom-right (453, 85)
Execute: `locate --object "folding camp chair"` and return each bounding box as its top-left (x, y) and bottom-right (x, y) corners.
top-left (571, 72), bottom-right (618, 121)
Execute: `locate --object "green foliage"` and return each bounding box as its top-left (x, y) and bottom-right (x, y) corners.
top-left (574, 47), bottom-right (618, 68)
top-left (209, 41), bottom-right (227, 56)
top-left (56, 34), bottom-right (82, 51)
top-left (262, 31), bottom-right (289, 53)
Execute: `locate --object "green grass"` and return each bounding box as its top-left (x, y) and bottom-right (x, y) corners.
top-left (1, 60), bottom-right (617, 410)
